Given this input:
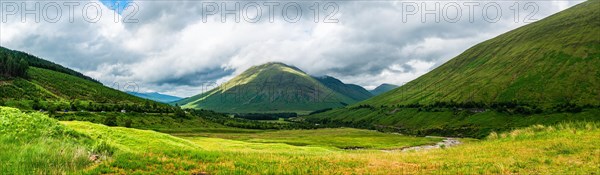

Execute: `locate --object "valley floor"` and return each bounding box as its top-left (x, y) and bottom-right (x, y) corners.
top-left (66, 122), bottom-right (600, 174)
top-left (2, 107), bottom-right (599, 174)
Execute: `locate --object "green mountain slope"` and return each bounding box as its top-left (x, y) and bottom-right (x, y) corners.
top-left (0, 46), bottom-right (100, 83)
top-left (364, 0), bottom-right (600, 107)
top-left (314, 76), bottom-right (373, 101)
top-left (176, 62), bottom-right (359, 114)
top-left (0, 47), bottom-right (164, 110)
top-left (0, 67), bottom-right (146, 104)
top-left (369, 84), bottom-right (398, 96)
top-left (307, 1), bottom-right (600, 138)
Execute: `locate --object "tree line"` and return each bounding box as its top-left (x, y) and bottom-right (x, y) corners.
top-left (49, 107), bottom-right (322, 130)
top-left (0, 53), bottom-right (29, 78)
top-left (28, 99), bottom-right (180, 115)
top-left (188, 109), bottom-right (319, 130)
top-left (232, 112), bottom-right (298, 120)
top-left (349, 101), bottom-right (594, 115)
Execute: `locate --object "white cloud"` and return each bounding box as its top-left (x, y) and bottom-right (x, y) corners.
top-left (0, 0), bottom-right (584, 97)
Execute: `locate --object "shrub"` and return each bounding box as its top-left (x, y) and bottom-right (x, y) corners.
top-left (309, 108), bottom-right (333, 115)
top-left (103, 116), bottom-right (118, 126)
top-left (487, 132), bottom-right (499, 140)
top-left (124, 118), bottom-right (133, 128)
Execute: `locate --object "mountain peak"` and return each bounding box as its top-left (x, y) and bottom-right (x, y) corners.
top-left (262, 62), bottom-right (288, 66)
top-left (251, 62), bottom-right (306, 74)
top-left (314, 75), bottom-right (339, 82)
top-left (314, 76), bottom-right (373, 101)
top-left (175, 63), bottom-right (368, 113)
top-left (370, 83), bottom-right (399, 96)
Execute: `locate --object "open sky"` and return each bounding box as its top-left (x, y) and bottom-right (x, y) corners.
top-left (0, 0), bottom-right (583, 97)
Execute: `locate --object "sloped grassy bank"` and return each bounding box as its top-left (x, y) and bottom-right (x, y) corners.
top-left (0, 107), bottom-right (113, 174)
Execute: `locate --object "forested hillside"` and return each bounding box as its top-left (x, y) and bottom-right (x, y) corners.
top-left (0, 47), bottom-right (172, 112)
top-left (0, 54), bottom-right (28, 78)
top-left (0, 46), bottom-right (99, 83)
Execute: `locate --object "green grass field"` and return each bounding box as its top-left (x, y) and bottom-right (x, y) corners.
top-left (2, 107), bottom-right (599, 174)
top-left (0, 107), bottom-right (99, 174)
top-left (174, 128), bottom-right (443, 149)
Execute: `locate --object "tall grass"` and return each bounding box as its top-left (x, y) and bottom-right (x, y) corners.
top-left (488, 121), bottom-right (600, 140)
top-left (0, 107), bottom-right (107, 174)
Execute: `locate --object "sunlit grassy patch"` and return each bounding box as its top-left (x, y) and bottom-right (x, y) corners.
top-left (0, 107), bottom-right (96, 174)
top-left (177, 128), bottom-right (442, 149)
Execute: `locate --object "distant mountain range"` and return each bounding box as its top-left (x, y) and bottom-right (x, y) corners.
top-left (314, 76), bottom-right (373, 101)
top-left (174, 62), bottom-right (373, 114)
top-left (369, 84), bottom-right (398, 96)
top-left (127, 92), bottom-right (182, 103)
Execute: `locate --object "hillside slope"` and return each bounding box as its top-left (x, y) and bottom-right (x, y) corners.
top-left (0, 67), bottom-right (146, 104)
top-left (176, 62), bottom-right (359, 114)
top-left (0, 47), bottom-right (163, 109)
top-left (0, 107), bottom-right (97, 174)
top-left (307, 1), bottom-right (600, 138)
top-left (0, 46), bottom-right (99, 83)
top-left (363, 0), bottom-right (599, 107)
top-left (314, 76), bottom-right (373, 101)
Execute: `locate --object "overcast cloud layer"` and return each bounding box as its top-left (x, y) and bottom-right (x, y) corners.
top-left (0, 0), bottom-right (583, 97)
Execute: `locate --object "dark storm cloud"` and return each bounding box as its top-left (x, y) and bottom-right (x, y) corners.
top-left (152, 67), bottom-right (234, 86)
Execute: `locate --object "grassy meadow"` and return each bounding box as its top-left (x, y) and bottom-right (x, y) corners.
top-left (174, 128), bottom-right (443, 149)
top-left (2, 107), bottom-right (599, 174)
